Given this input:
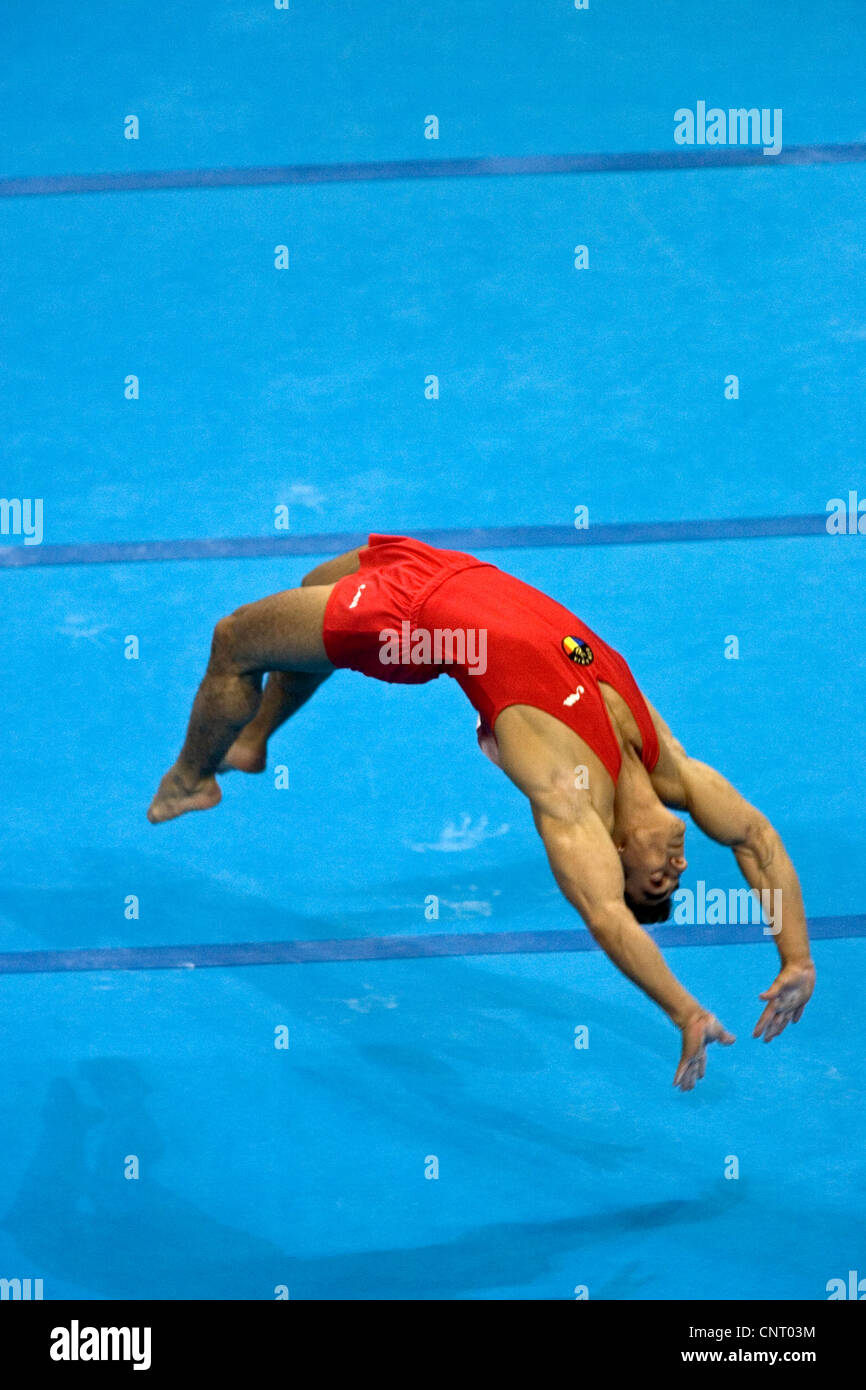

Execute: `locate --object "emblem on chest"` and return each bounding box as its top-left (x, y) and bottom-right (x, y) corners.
top-left (562, 635), bottom-right (594, 666)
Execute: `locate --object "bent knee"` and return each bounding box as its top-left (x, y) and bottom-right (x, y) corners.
top-left (209, 614), bottom-right (240, 670)
top-left (301, 548), bottom-right (362, 588)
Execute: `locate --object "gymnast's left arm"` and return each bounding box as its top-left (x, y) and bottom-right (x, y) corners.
top-left (677, 755), bottom-right (816, 1042)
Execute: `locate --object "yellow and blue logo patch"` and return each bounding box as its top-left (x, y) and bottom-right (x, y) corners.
top-left (562, 634), bottom-right (594, 666)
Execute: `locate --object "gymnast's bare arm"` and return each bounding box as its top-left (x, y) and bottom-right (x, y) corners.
top-left (493, 706), bottom-right (734, 1091)
top-left (532, 797), bottom-right (735, 1090)
top-left (647, 705), bottom-right (816, 1042)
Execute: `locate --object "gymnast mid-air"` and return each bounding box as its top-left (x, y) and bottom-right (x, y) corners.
top-left (148, 533), bottom-right (815, 1091)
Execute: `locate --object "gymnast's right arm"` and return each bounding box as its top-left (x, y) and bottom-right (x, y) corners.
top-left (531, 797), bottom-right (735, 1090)
top-left (532, 797), bottom-right (695, 1023)
top-left (490, 706), bottom-right (734, 1087)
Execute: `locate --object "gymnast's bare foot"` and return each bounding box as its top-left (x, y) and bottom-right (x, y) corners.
top-left (218, 733), bottom-right (267, 774)
top-left (147, 764), bottom-right (222, 823)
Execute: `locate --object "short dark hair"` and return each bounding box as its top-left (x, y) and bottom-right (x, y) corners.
top-left (625, 891), bottom-right (672, 925)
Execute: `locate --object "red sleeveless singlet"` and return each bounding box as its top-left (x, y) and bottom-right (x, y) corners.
top-left (322, 533), bottom-right (659, 783)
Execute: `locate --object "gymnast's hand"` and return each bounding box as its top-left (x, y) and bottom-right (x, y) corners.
top-left (753, 959), bottom-right (816, 1043)
top-left (673, 1010), bottom-right (736, 1092)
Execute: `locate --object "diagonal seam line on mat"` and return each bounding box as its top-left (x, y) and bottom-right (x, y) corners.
top-left (1, 143), bottom-right (866, 198)
top-left (0, 914), bottom-right (862, 975)
top-left (0, 514), bottom-right (833, 570)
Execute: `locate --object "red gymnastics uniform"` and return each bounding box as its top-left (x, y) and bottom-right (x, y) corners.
top-left (322, 533), bottom-right (659, 784)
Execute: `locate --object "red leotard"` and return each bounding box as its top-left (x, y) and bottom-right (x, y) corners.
top-left (322, 533), bottom-right (659, 783)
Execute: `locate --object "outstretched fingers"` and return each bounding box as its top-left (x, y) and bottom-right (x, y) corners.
top-left (753, 983), bottom-right (805, 1042)
top-left (674, 1014), bottom-right (736, 1091)
top-left (754, 1001), bottom-right (794, 1042)
top-left (674, 1052), bottom-right (703, 1092)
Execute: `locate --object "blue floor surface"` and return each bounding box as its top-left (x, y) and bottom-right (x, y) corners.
top-left (1, 1), bottom-right (864, 1300)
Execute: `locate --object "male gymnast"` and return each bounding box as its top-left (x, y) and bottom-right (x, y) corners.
top-left (148, 534), bottom-right (815, 1091)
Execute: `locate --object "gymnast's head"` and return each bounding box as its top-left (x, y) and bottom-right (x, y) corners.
top-left (618, 814), bottom-right (688, 924)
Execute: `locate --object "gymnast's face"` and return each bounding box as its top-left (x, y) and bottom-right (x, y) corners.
top-left (620, 816), bottom-right (688, 909)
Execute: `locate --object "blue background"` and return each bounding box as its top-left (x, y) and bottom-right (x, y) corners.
top-left (0, 0), bottom-right (864, 1301)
